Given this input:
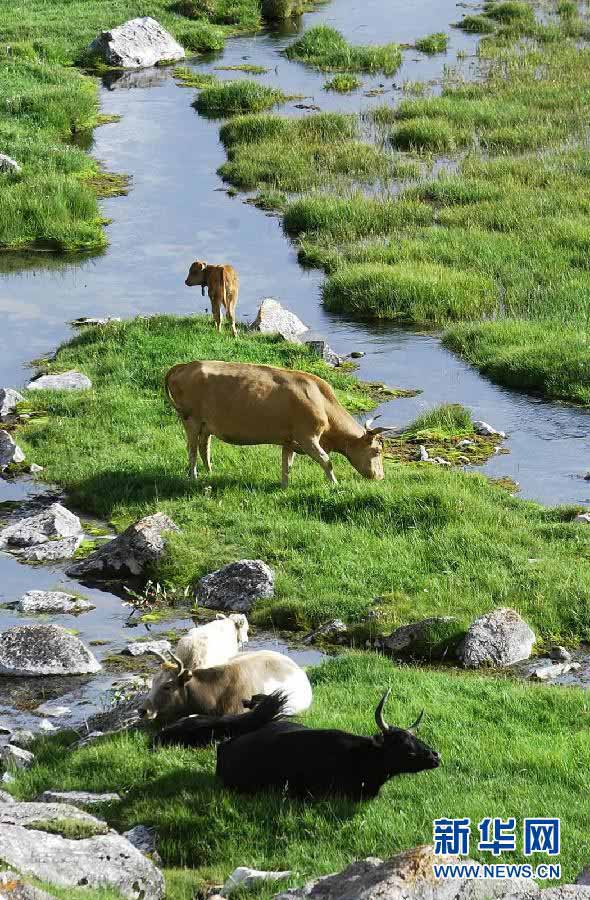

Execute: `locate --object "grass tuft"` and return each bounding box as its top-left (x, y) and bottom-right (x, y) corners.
top-left (194, 80), bottom-right (287, 116)
top-left (285, 25), bottom-right (402, 74)
top-left (324, 74), bottom-right (361, 93)
top-left (415, 32), bottom-right (449, 54)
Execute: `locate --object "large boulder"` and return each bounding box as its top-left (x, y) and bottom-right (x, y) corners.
top-left (272, 845), bottom-right (535, 899)
top-left (0, 503), bottom-right (82, 550)
top-left (380, 617), bottom-right (463, 661)
top-left (0, 825), bottom-right (164, 900)
top-left (0, 388), bottom-right (24, 420)
top-left (66, 513), bottom-right (178, 579)
top-left (0, 624), bottom-right (101, 676)
top-left (15, 591), bottom-right (95, 615)
top-left (198, 559), bottom-right (274, 613)
top-left (251, 299), bottom-right (308, 343)
top-left (89, 17), bottom-right (185, 69)
top-left (457, 607), bottom-right (535, 669)
top-left (14, 537), bottom-right (83, 562)
top-left (27, 371), bottom-right (91, 392)
top-left (0, 431), bottom-right (25, 470)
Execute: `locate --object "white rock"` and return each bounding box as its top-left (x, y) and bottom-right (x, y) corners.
top-left (1, 773), bottom-right (15, 784)
top-left (0, 868), bottom-right (53, 900)
top-left (0, 388), bottom-right (24, 420)
top-left (38, 721), bottom-right (56, 733)
top-left (0, 431), bottom-right (25, 470)
top-left (29, 464), bottom-right (43, 474)
top-left (0, 789), bottom-right (15, 802)
top-left (222, 867), bottom-right (291, 896)
top-left (125, 640), bottom-right (171, 658)
top-left (0, 624), bottom-right (101, 677)
top-left (458, 607), bottom-right (535, 669)
top-left (457, 439), bottom-right (474, 448)
top-left (473, 420), bottom-right (506, 438)
top-left (27, 371), bottom-right (91, 392)
top-left (527, 661), bottom-right (581, 681)
top-left (89, 17), bottom-right (185, 69)
top-left (0, 155), bottom-right (21, 175)
top-left (35, 703), bottom-right (71, 718)
top-left (71, 316), bottom-right (122, 327)
top-left (0, 801), bottom-right (105, 829)
top-left (251, 298), bottom-right (308, 343)
top-left (574, 513), bottom-right (590, 524)
top-left (433, 457), bottom-right (451, 466)
top-left (418, 445), bottom-right (429, 461)
top-left (14, 536), bottom-right (83, 561)
top-left (0, 503), bottom-right (82, 550)
top-left (16, 591), bottom-right (95, 615)
top-left (0, 745), bottom-right (34, 770)
top-left (8, 730), bottom-right (35, 749)
top-left (305, 340), bottom-right (340, 367)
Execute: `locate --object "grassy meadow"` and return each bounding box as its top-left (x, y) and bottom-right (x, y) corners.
top-left (15, 315), bottom-right (590, 643)
top-left (7, 653), bottom-right (590, 895)
top-left (215, 1), bottom-right (590, 404)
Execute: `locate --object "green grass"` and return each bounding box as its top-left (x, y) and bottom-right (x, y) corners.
top-left (324, 74), bottom-right (361, 93)
top-left (322, 262), bottom-right (496, 323)
top-left (173, 66), bottom-right (218, 88)
top-left (15, 315), bottom-right (590, 641)
top-left (390, 117), bottom-right (469, 152)
top-left (0, 0), bottom-right (263, 251)
top-left (401, 403), bottom-right (474, 440)
top-left (284, 195), bottom-right (435, 241)
top-left (457, 14), bottom-right (497, 33)
top-left (215, 64), bottom-right (269, 74)
top-left (195, 80), bottom-right (287, 116)
top-left (415, 32), bottom-right (449, 54)
top-left (27, 818), bottom-right (109, 839)
top-left (8, 654), bottom-right (590, 892)
top-left (285, 25), bottom-right (402, 74)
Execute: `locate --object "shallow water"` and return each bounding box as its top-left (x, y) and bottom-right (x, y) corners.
top-left (0, 0), bottom-right (589, 725)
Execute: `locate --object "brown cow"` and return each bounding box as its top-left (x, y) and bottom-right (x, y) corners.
top-left (165, 360), bottom-right (397, 486)
top-left (185, 260), bottom-right (238, 337)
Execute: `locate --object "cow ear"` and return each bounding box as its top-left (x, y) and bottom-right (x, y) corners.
top-left (179, 669), bottom-right (193, 685)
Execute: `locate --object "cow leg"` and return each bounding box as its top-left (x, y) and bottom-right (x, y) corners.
top-left (299, 436), bottom-right (338, 485)
top-left (281, 445), bottom-right (295, 487)
top-left (211, 298), bottom-right (223, 332)
top-left (199, 433), bottom-right (212, 473)
top-left (182, 418), bottom-right (200, 480)
top-left (228, 297), bottom-right (238, 338)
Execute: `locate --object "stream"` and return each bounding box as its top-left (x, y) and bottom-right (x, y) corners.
top-left (1, 0), bottom-right (590, 729)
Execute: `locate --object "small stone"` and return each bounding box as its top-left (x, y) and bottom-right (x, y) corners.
top-left (473, 420), bottom-right (506, 438)
top-left (251, 299), bottom-right (308, 343)
top-left (71, 316), bottom-right (122, 327)
top-left (125, 640), bottom-right (172, 658)
top-left (123, 825), bottom-right (160, 863)
top-left (583, 473), bottom-right (590, 482)
top-left (29, 464), bottom-right (43, 474)
top-left (574, 513), bottom-right (590, 524)
top-left (37, 790), bottom-right (121, 807)
top-left (458, 607), bottom-right (535, 669)
top-left (1, 773), bottom-right (15, 784)
top-left (16, 591), bottom-right (95, 616)
top-left (303, 620), bottom-right (347, 645)
top-left (549, 645), bottom-right (572, 662)
top-left (0, 431), bottom-right (25, 470)
top-left (418, 445), bottom-right (429, 461)
top-left (0, 790), bottom-right (15, 802)
top-left (527, 661), bottom-right (580, 681)
top-left (381, 617), bottom-right (462, 661)
top-left (27, 371), bottom-right (92, 392)
top-left (74, 731), bottom-right (105, 750)
top-left (0, 745), bottom-right (34, 770)
top-left (0, 155), bottom-right (21, 175)
top-left (89, 16), bottom-right (185, 69)
top-left (35, 703), bottom-right (71, 718)
top-left (8, 730), bottom-right (35, 749)
top-left (349, 351), bottom-right (365, 359)
top-left (457, 439), bottom-right (474, 448)
top-left (222, 867), bottom-right (291, 896)
top-left (433, 457), bottom-right (451, 466)
top-left (198, 559), bottom-right (274, 613)
top-left (0, 388), bottom-right (24, 420)
top-left (305, 340), bottom-right (341, 367)
top-left (38, 721), bottom-right (57, 733)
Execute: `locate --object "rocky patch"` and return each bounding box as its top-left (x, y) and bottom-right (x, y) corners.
top-left (199, 559), bottom-right (275, 613)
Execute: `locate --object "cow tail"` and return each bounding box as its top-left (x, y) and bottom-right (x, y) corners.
top-left (164, 366), bottom-right (184, 417)
top-left (222, 268), bottom-right (228, 311)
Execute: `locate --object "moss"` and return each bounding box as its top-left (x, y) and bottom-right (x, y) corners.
top-left (84, 171), bottom-right (130, 198)
top-left (173, 67), bottom-right (218, 89)
top-left (324, 74), bottom-right (361, 93)
top-left (215, 64), bottom-right (268, 74)
top-left (28, 818), bottom-right (109, 839)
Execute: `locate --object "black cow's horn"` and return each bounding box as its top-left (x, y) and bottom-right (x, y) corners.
top-left (408, 709), bottom-right (425, 732)
top-left (375, 688), bottom-right (392, 733)
top-left (167, 651), bottom-right (185, 675)
top-left (364, 414), bottom-right (381, 431)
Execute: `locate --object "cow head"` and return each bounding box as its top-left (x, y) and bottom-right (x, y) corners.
top-left (138, 650), bottom-right (193, 721)
top-left (345, 417), bottom-right (398, 481)
top-left (185, 259), bottom-right (207, 293)
top-left (229, 613), bottom-right (249, 645)
top-left (373, 689), bottom-right (440, 774)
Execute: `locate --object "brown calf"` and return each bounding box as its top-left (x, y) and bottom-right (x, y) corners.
top-left (185, 260), bottom-right (239, 337)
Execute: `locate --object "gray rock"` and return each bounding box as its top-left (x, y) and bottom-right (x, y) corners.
top-left (0, 503), bottom-right (82, 550)
top-left (381, 617), bottom-right (461, 660)
top-left (38, 720), bottom-right (56, 733)
top-left (251, 298), bottom-right (308, 343)
top-left (35, 703), bottom-right (71, 718)
top-left (577, 869), bottom-right (590, 886)
top-left (457, 439), bottom-right (474, 448)
top-left (0, 801), bottom-right (105, 828)
top-left (73, 731), bottom-right (105, 750)
top-left (123, 825), bottom-right (159, 862)
top-left (223, 867), bottom-right (291, 896)
top-left (199, 559), bottom-right (274, 613)
top-left (66, 513), bottom-right (178, 579)
top-left (526, 660), bottom-right (581, 681)
top-left (89, 16), bottom-right (185, 69)
top-left (458, 607), bottom-right (535, 669)
top-left (0, 870), bottom-right (54, 900)
top-left (273, 845), bottom-right (535, 899)
top-left (37, 790), bottom-right (120, 807)
top-left (0, 155), bottom-right (21, 175)
top-left (349, 351), bottom-right (365, 359)
top-left (14, 536), bottom-right (83, 561)
top-left (0, 431), bottom-right (25, 470)
top-left (125, 640), bottom-right (171, 657)
top-left (8, 730), bottom-right (35, 749)
top-left (0, 826), bottom-right (164, 900)
top-left (549, 645), bottom-right (572, 662)
top-left (473, 420), bottom-right (506, 438)
top-left (27, 371), bottom-right (92, 392)
top-left (0, 790), bottom-right (15, 803)
top-left (29, 464), bottom-right (44, 474)
top-left (2, 773), bottom-right (15, 784)
top-left (303, 620), bottom-right (347, 645)
top-left (0, 389), bottom-right (24, 420)
top-left (83, 691), bottom-right (146, 736)
top-left (305, 341), bottom-right (340, 367)
top-left (0, 745), bottom-right (34, 770)
top-left (16, 591), bottom-right (95, 615)
top-left (0, 624), bottom-right (101, 676)
top-left (71, 316), bottom-right (122, 327)
top-left (574, 513), bottom-right (590, 524)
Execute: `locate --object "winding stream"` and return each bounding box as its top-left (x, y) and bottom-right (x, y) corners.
top-left (1, 0), bottom-right (589, 727)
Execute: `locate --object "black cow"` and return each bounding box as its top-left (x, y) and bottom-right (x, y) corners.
top-left (216, 688), bottom-right (440, 801)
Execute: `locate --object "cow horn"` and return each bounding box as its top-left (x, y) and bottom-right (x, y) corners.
top-left (375, 688), bottom-right (392, 733)
top-left (167, 651), bottom-right (185, 674)
top-left (408, 709), bottom-right (425, 733)
top-left (364, 415), bottom-right (381, 430)
top-left (146, 649), bottom-right (172, 665)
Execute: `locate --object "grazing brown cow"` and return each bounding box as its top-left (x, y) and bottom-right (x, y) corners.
top-left (185, 260), bottom-right (239, 337)
top-left (165, 360), bottom-right (398, 486)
